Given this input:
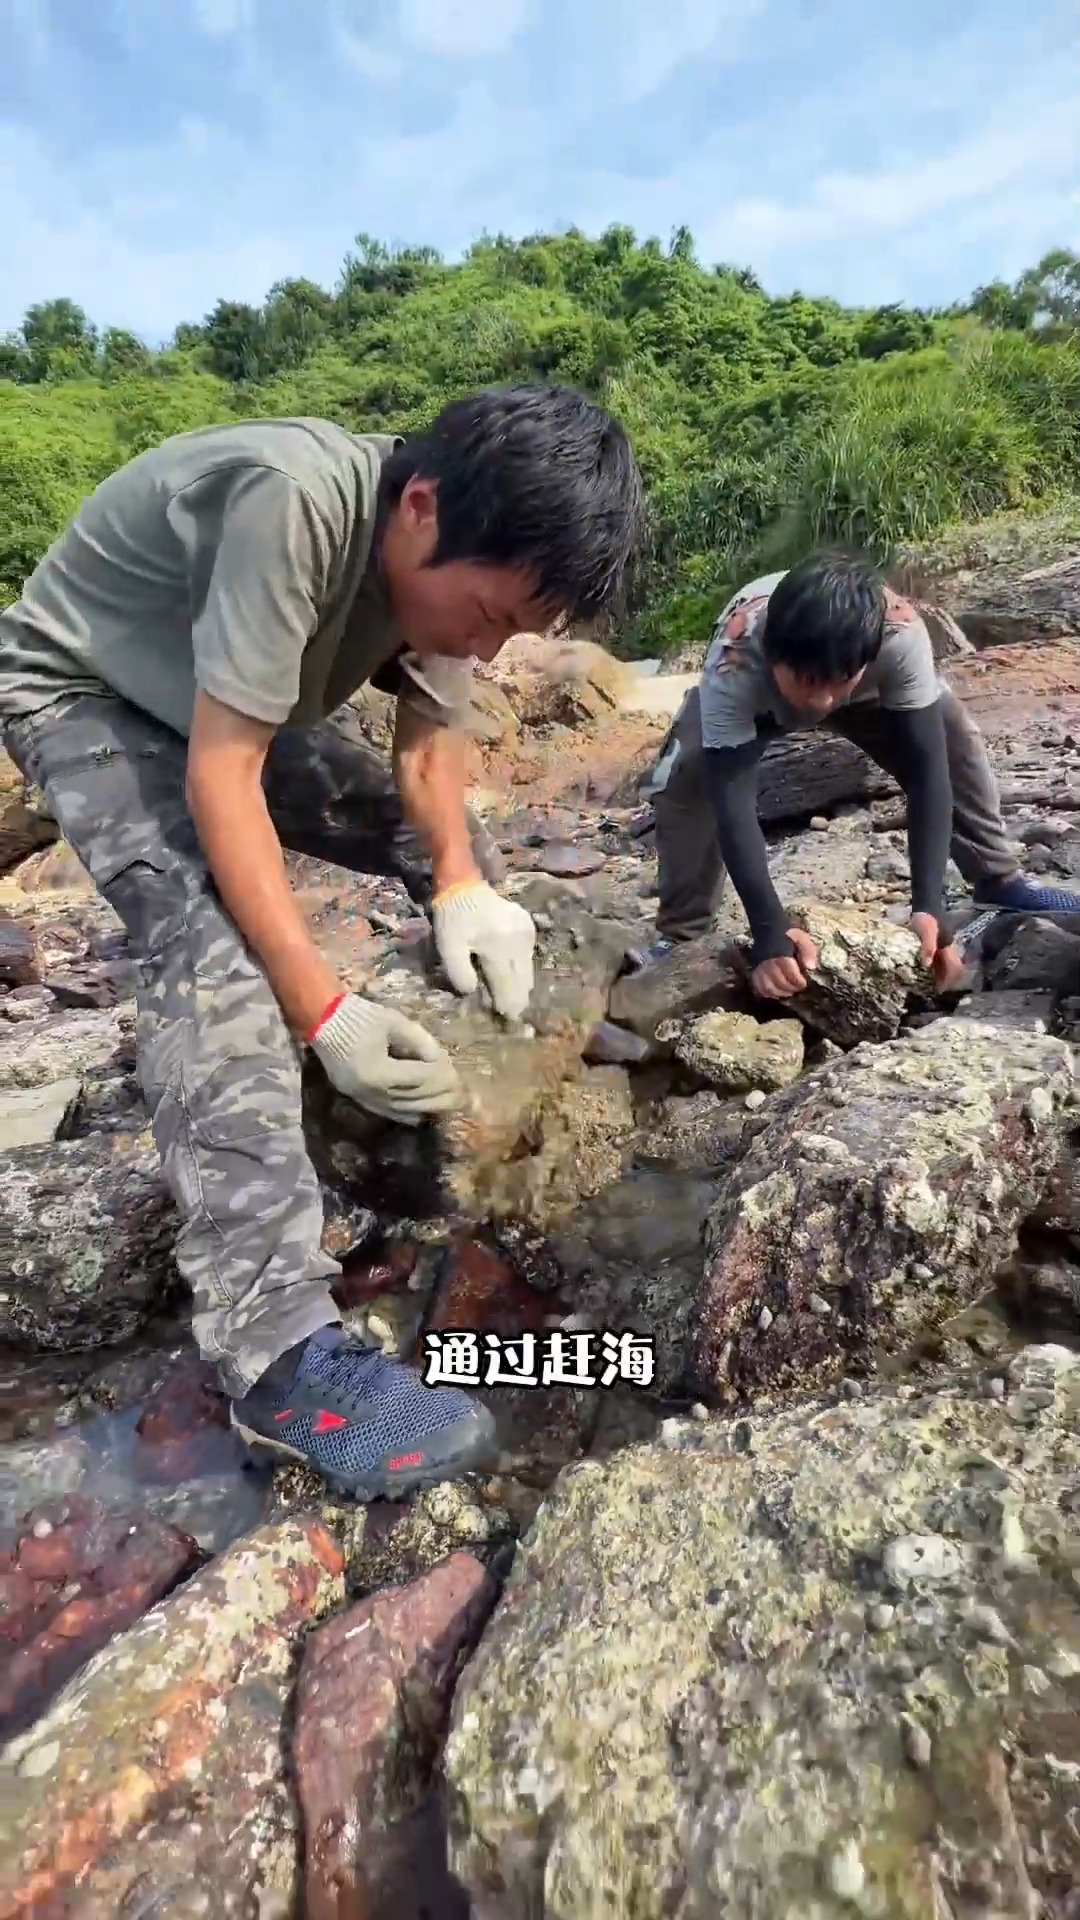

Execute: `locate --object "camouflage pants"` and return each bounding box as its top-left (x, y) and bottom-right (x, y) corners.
top-left (3, 692), bottom-right (500, 1395)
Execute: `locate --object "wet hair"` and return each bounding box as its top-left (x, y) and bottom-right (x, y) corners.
top-left (762, 551), bottom-right (887, 684)
top-left (380, 383), bottom-right (645, 622)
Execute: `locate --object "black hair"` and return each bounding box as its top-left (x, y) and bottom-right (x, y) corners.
top-left (762, 551), bottom-right (886, 683)
top-left (380, 383), bottom-right (645, 623)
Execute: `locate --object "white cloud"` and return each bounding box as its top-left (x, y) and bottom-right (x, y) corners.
top-left (600, 0), bottom-right (766, 106)
top-left (333, 29), bottom-right (403, 81)
top-left (0, 0), bottom-right (1075, 337)
top-left (191, 0), bottom-right (254, 38)
top-left (397, 0), bottom-right (533, 58)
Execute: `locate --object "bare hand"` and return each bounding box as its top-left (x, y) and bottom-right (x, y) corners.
top-left (751, 929), bottom-right (819, 1000)
top-left (909, 914), bottom-right (969, 992)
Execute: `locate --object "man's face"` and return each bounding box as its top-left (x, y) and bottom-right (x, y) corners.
top-left (379, 475), bottom-right (556, 661)
top-left (770, 662), bottom-right (866, 715)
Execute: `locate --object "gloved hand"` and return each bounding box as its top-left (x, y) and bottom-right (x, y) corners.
top-left (431, 879), bottom-right (536, 1021)
top-left (309, 992), bottom-right (460, 1125)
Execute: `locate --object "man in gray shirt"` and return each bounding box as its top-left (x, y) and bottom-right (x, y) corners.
top-left (0, 383), bottom-right (644, 1502)
top-left (634, 552), bottom-right (1079, 989)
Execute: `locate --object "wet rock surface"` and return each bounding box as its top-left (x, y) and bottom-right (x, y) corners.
top-left (658, 1006), bottom-right (804, 1094)
top-left (446, 1345), bottom-right (1080, 1919)
top-left (747, 900), bottom-right (926, 1046)
top-left (690, 1017), bottom-right (1076, 1404)
top-left (0, 1493), bottom-right (201, 1740)
top-left (296, 1552), bottom-right (498, 1919)
top-left (0, 1128), bottom-right (181, 1351)
top-left (0, 1518), bottom-right (344, 1917)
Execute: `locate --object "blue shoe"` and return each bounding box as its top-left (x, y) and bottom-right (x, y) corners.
top-left (230, 1326), bottom-right (496, 1502)
top-left (623, 935), bottom-right (675, 972)
top-left (972, 875), bottom-right (1080, 916)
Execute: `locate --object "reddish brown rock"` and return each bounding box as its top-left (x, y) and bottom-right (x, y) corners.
top-left (689, 1018), bottom-right (1076, 1406)
top-left (295, 1552), bottom-right (498, 1920)
top-left (425, 1233), bottom-right (558, 1340)
top-left (0, 1518), bottom-right (344, 1917)
top-left (0, 768), bottom-right (58, 875)
top-left (0, 1495), bottom-right (201, 1740)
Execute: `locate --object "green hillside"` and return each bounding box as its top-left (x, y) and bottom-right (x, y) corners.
top-left (2, 232), bottom-right (1077, 654)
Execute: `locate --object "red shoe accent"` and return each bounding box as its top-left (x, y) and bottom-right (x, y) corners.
top-left (312, 1409), bottom-right (350, 1433)
top-left (387, 1450), bottom-right (425, 1471)
top-left (274, 1410), bottom-right (294, 1423)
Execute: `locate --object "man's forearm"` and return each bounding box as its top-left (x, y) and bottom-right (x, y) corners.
top-left (188, 767), bottom-right (340, 1034)
top-left (703, 746), bottom-right (793, 962)
top-left (185, 693), bottom-right (340, 1036)
top-left (879, 705), bottom-right (953, 929)
top-left (393, 704), bottom-right (478, 894)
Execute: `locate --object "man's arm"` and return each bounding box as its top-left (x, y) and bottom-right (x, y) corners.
top-left (703, 741), bottom-right (793, 964)
top-left (876, 702), bottom-right (953, 937)
top-left (391, 700), bottom-right (479, 894)
top-left (186, 693), bottom-right (341, 1035)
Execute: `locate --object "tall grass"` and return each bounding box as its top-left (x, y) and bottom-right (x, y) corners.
top-left (631, 330), bottom-right (1080, 652)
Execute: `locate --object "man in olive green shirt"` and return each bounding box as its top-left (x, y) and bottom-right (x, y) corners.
top-left (0, 383), bottom-right (644, 1502)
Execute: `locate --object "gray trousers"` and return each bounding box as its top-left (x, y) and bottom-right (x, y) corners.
top-left (648, 684), bottom-right (1018, 942)
top-left (4, 693), bottom-right (500, 1395)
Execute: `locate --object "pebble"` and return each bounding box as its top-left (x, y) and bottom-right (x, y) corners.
top-left (808, 1293), bottom-right (832, 1318)
top-left (825, 1841), bottom-right (865, 1900)
top-left (744, 1089), bottom-right (766, 1112)
top-left (1023, 1664), bottom-right (1052, 1697)
top-left (987, 1377), bottom-right (1006, 1400)
top-left (882, 1533), bottom-right (965, 1584)
top-left (757, 1305), bottom-right (774, 1333)
top-left (810, 816), bottom-right (830, 833)
top-left (1025, 1086), bottom-right (1055, 1126)
top-left (840, 1377), bottom-right (863, 1400)
top-left (902, 1719), bottom-right (932, 1770)
top-left (690, 1403), bottom-right (709, 1423)
top-left (867, 1603), bottom-right (895, 1631)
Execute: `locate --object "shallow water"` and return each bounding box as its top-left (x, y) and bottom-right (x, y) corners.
top-left (0, 1389), bottom-right (272, 1553)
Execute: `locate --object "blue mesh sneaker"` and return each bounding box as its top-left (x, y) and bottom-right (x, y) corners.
top-left (622, 935), bottom-right (675, 972)
top-left (230, 1326), bottom-right (497, 1502)
top-left (973, 875), bottom-right (1080, 915)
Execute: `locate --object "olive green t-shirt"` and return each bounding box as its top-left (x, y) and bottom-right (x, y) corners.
top-left (0, 416), bottom-right (472, 736)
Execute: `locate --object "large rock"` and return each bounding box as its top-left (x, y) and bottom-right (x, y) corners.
top-left (0, 752), bottom-right (58, 873)
top-left (446, 1345), bottom-right (1080, 1918)
top-left (657, 1007), bottom-right (803, 1094)
top-left (755, 731), bottom-right (896, 825)
top-left (295, 1553), bottom-right (498, 1919)
top-left (0, 1077), bottom-right (82, 1151)
top-left (0, 1518), bottom-right (344, 1916)
top-left (0, 1005), bottom-right (132, 1090)
top-left (982, 913), bottom-right (1080, 998)
top-left (0, 910), bottom-right (37, 988)
top-left (957, 551), bottom-right (1080, 648)
top-left (0, 1122), bottom-right (393, 1354)
top-left (742, 901), bottom-right (925, 1047)
top-left (311, 923), bottom-right (634, 1225)
top-left (0, 1129), bottom-right (180, 1352)
top-left (607, 940), bottom-right (747, 1042)
top-left (689, 1018), bottom-right (1075, 1404)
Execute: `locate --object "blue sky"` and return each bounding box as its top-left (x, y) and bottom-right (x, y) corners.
top-left (2, 0), bottom-right (1077, 342)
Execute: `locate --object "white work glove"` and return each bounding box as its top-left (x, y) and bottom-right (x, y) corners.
top-left (309, 992), bottom-right (460, 1125)
top-left (431, 880), bottom-right (536, 1021)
